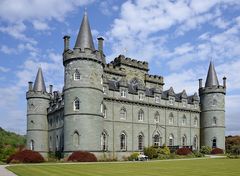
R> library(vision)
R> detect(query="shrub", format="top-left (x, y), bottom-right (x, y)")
top-left (200, 146), bottom-right (212, 154)
top-left (211, 148), bottom-right (224, 155)
top-left (230, 145), bottom-right (240, 155)
top-left (67, 151), bottom-right (97, 162)
top-left (176, 148), bottom-right (192, 155)
top-left (158, 146), bottom-right (170, 155)
top-left (128, 152), bottom-right (139, 161)
top-left (192, 150), bottom-right (205, 157)
top-left (6, 150), bottom-right (44, 163)
top-left (144, 146), bottom-right (158, 159)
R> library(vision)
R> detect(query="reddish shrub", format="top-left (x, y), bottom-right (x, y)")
top-left (6, 150), bottom-right (44, 164)
top-left (67, 151), bottom-right (97, 162)
top-left (211, 148), bottom-right (224, 154)
top-left (176, 148), bottom-right (192, 155)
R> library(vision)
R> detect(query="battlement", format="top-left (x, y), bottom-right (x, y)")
top-left (199, 85), bottom-right (226, 95)
top-left (104, 63), bottom-right (126, 76)
top-left (145, 74), bottom-right (164, 85)
top-left (111, 55), bottom-right (149, 71)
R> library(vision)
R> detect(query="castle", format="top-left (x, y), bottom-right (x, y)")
top-left (26, 12), bottom-right (226, 158)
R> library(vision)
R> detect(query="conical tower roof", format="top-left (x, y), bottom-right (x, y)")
top-left (205, 61), bottom-right (219, 87)
top-left (33, 67), bottom-right (46, 92)
top-left (74, 11), bottom-right (95, 50)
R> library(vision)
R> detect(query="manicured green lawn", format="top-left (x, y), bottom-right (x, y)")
top-left (7, 158), bottom-right (240, 176)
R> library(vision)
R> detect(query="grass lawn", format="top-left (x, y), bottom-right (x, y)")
top-left (7, 158), bottom-right (240, 176)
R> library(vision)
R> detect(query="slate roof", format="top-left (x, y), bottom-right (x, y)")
top-left (33, 67), bottom-right (46, 92)
top-left (205, 61), bottom-right (219, 87)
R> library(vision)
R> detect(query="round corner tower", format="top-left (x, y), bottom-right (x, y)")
top-left (26, 68), bottom-right (50, 157)
top-left (199, 61), bottom-right (226, 150)
top-left (63, 12), bottom-right (104, 154)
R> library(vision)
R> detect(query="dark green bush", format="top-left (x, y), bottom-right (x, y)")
top-left (193, 150), bottom-right (205, 157)
top-left (144, 146), bottom-right (158, 159)
top-left (200, 146), bottom-right (212, 154)
top-left (128, 152), bottom-right (139, 161)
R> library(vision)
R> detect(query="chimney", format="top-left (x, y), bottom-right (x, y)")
top-left (28, 81), bottom-right (33, 91)
top-left (63, 35), bottom-right (70, 51)
top-left (97, 37), bottom-right (104, 54)
top-left (223, 77), bottom-right (227, 88)
top-left (198, 79), bottom-right (203, 89)
top-left (49, 85), bottom-right (53, 94)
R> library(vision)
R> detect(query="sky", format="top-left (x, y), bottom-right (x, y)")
top-left (0, 0), bottom-right (239, 135)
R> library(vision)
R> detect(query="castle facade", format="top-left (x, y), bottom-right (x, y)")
top-left (26, 13), bottom-right (226, 158)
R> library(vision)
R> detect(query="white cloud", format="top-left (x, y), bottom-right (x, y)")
top-left (32, 20), bottom-right (50, 30)
top-left (0, 66), bottom-right (10, 72)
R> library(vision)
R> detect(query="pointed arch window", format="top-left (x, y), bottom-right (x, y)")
top-left (56, 135), bottom-right (59, 151)
top-left (194, 117), bottom-right (198, 127)
top-left (30, 140), bottom-right (34, 151)
top-left (169, 134), bottom-right (174, 146)
top-left (169, 113), bottom-right (174, 125)
top-left (73, 131), bottom-right (80, 147)
top-left (212, 137), bottom-right (217, 148)
top-left (138, 109), bottom-right (144, 121)
top-left (193, 136), bottom-right (198, 150)
top-left (182, 135), bottom-right (187, 146)
top-left (74, 69), bottom-right (80, 80)
top-left (138, 133), bottom-right (144, 150)
top-left (120, 107), bottom-right (127, 120)
top-left (153, 133), bottom-right (161, 147)
top-left (213, 117), bottom-right (217, 125)
top-left (49, 136), bottom-right (52, 150)
top-left (182, 115), bottom-right (187, 126)
top-left (73, 98), bottom-right (80, 111)
top-left (101, 131), bottom-right (108, 151)
top-left (101, 103), bottom-right (107, 118)
top-left (154, 112), bottom-right (160, 123)
top-left (120, 132), bottom-right (127, 150)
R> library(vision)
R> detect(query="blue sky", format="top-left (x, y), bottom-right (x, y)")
top-left (0, 0), bottom-right (239, 135)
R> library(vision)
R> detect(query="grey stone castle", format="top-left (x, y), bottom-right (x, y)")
top-left (26, 13), bottom-right (227, 158)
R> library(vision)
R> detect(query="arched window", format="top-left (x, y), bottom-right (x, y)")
top-left (49, 136), bottom-right (52, 150)
top-left (101, 131), bottom-right (108, 151)
top-left (194, 117), bottom-right (198, 127)
top-left (153, 134), bottom-right (160, 147)
top-left (74, 69), bottom-right (80, 80)
top-left (74, 98), bottom-right (80, 111)
top-left (193, 136), bottom-right (198, 150)
top-left (120, 107), bottom-right (127, 120)
top-left (212, 137), bottom-right (217, 148)
top-left (213, 117), bottom-right (217, 125)
top-left (73, 131), bottom-right (80, 147)
top-left (182, 135), bottom-right (187, 146)
top-left (169, 113), bottom-right (174, 125)
top-left (182, 115), bottom-right (187, 126)
top-left (56, 135), bottom-right (59, 151)
top-left (120, 132), bottom-right (127, 150)
top-left (154, 112), bottom-right (160, 123)
top-left (30, 140), bottom-right (34, 151)
top-left (138, 133), bottom-right (144, 150)
top-left (101, 103), bottom-right (107, 118)
top-left (169, 134), bottom-right (174, 146)
top-left (138, 109), bottom-right (144, 121)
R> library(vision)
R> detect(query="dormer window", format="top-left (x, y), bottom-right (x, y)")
top-left (169, 97), bottom-right (174, 105)
top-left (74, 69), bottom-right (80, 80)
top-left (155, 96), bottom-right (160, 103)
top-left (121, 89), bottom-right (126, 98)
top-left (139, 92), bottom-right (144, 100)
top-left (182, 99), bottom-right (187, 107)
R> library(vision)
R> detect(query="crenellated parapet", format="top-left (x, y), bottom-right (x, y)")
top-left (111, 55), bottom-right (149, 71)
top-left (104, 63), bottom-right (126, 76)
top-left (145, 74), bottom-right (164, 85)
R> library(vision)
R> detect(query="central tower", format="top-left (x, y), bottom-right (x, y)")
top-left (63, 12), bottom-right (104, 154)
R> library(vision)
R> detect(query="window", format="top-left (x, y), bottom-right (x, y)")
top-left (74, 98), bottom-right (80, 111)
top-left (193, 136), bottom-right (198, 150)
top-left (138, 109), bottom-right (144, 121)
top-left (101, 75), bottom-right (103, 84)
top-left (155, 96), bottom-right (160, 103)
top-left (194, 117), bottom-right (198, 127)
top-left (194, 103), bottom-right (198, 109)
top-left (153, 134), bottom-right (160, 147)
top-left (139, 92), bottom-right (144, 100)
top-left (103, 86), bottom-right (107, 94)
top-left (169, 134), bottom-right (174, 146)
top-left (182, 135), bottom-right (187, 146)
top-left (74, 69), bottom-right (80, 80)
top-left (182, 99), bottom-right (187, 107)
top-left (213, 117), bottom-right (217, 125)
top-left (49, 136), bottom-right (52, 150)
top-left (120, 132), bottom-right (127, 150)
top-left (30, 140), bottom-right (34, 151)
top-left (213, 99), bottom-right (217, 106)
top-left (182, 115), bottom-right (187, 126)
top-left (169, 97), bottom-right (174, 105)
top-left (138, 134), bottom-right (144, 150)
top-left (212, 138), bottom-right (217, 148)
top-left (101, 104), bottom-right (107, 118)
top-left (73, 131), bottom-right (80, 147)
top-left (101, 132), bottom-right (108, 151)
top-left (154, 112), bottom-right (160, 123)
top-left (56, 135), bottom-right (59, 151)
top-left (121, 89), bottom-right (126, 98)
top-left (169, 113), bottom-right (174, 125)
top-left (120, 108), bottom-right (127, 120)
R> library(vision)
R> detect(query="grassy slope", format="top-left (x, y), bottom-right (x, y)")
top-left (7, 159), bottom-right (240, 176)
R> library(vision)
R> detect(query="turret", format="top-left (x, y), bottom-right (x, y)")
top-left (62, 11), bottom-right (104, 155)
top-left (199, 61), bottom-right (226, 150)
top-left (26, 67), bottom-right (50, 157)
